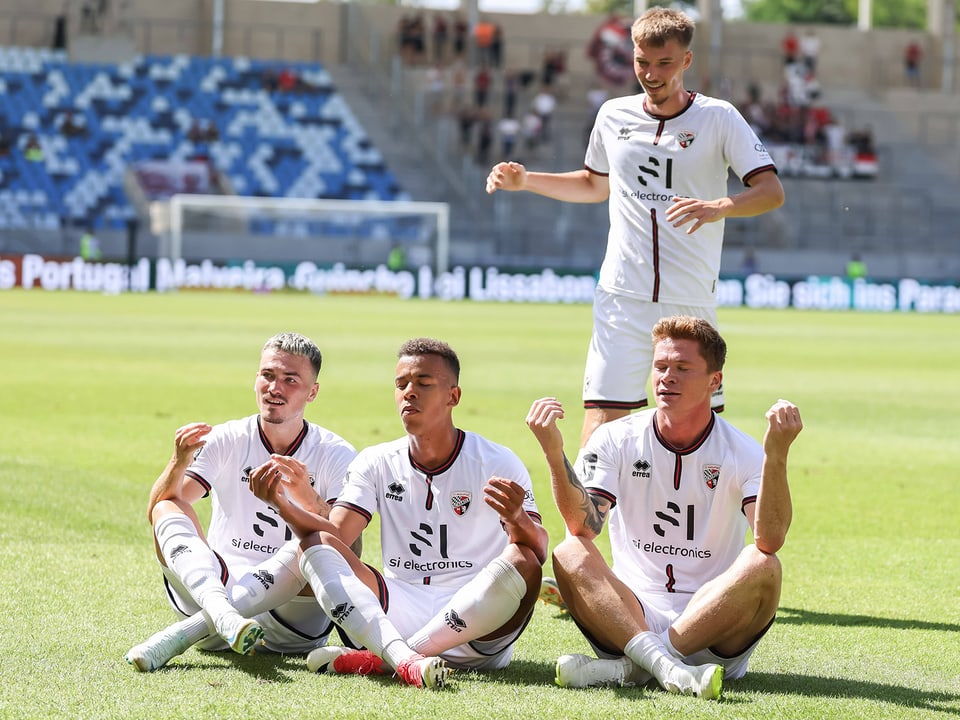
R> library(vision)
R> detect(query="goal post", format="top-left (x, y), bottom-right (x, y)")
top-left (163, 194), bottom-right (451, 275)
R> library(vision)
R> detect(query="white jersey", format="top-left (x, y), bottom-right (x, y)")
top-left (185, 414), bottom-right (356, 573)
top-left (585, 91), bottom-right (776, 305)
top-left (335, 429), bottom-right (541, 589)
top-left (582, 408), bottom-right (762, 600)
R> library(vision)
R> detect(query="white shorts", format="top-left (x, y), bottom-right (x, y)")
top-left (161, 565), bottom-right (334, 654)
top-left (379, 574), bottom-right (528, 671)
top-left (585, 590), bottom-right (762, 680)
top-left (582, 288), bottom-right (721, 409)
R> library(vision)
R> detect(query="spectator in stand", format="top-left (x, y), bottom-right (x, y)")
top-left (277, 68), bottom-right (299, 93)
top-left (23, 133), bottom-right (43, 162)
top-left (846, 253), bottom-right (867, 281)
top-left (585, 82), bottom-right (609, 145)
top-left (503, 70), bottom-right (520, 118)
top-left (800, 29), bottom-right (820, 74)
top-left (475, 109), bottom-right (493, 166)
top-left (490, 23), bottom-right (504, 69)
top-left (532, 86), bottom-right (557, 142)
top-left (450, 60), bottom-right (468, 111)
top-left (740, 83), bottom-right (770, 138)
top-left (474, 65), bottom-right (492, 108)
top-left (458, 106), bottom-right (476, 153)
top-left (781, 29), bottom-right (799, 67)
top-left (521, 110), bottom-right (542, 155)
top-left (783, 62), bottom-right (809, 108)
top-left (804, 70), bottom-right (821, 104)
top-left (822, 114), bottom-right (847, 173)
top-left (904, 40), bottom-right (923, 87)
top-left (432, 13), bottom-right (449, 64)
top-left (188, 119), bottom-right (219, 144)
top-left (497, 114), bottom-right (521, 160)
top-left (848, 125), bottom-right (875, 157)
top-left (542, 49), bottom-right (569, 99)
top-left (59, 111), bottom-right (88, 138)
top-left (398, 13), bottom-right (426, 65)
top-left (80, 226), bottom-right (101, 261)
top-left (848, 125), bottom-right (878, 178)
top-left (425, 62), bottom-right (448, 114)
top-left (474, 18), bottom-right (497, 67)
top-left (453, 14), bottom-right (468, 60)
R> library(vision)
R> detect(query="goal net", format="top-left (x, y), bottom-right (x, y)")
top-left (158, 194), bottom-right (451, 274)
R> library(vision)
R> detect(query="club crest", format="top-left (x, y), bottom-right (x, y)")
top-left (677, 130), bottom-right (696, 148)
top-left (451, 492), bottom-right (472, 516)
top-left (703, 464), bottom-right (720, 490)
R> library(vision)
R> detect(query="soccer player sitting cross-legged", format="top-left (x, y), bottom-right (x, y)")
top-left (125, 333), bottom-right (357, 672)
top-left (249, 337), bottom-right (548, 688)
top-left (526, 316), bottom-right (802, 700)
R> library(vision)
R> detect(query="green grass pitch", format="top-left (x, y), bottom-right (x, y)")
top-left (1, 289), bottom-right (958, 719)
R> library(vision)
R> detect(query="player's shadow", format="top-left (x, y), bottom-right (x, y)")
top-left (777, 606), bottom-right (960, 633)
top-left (152, 649), bottom-right (302, 683)
top-left (736, 672), bottom-right (960, 716)
top-left (489, 662), bottom-right (959, 715)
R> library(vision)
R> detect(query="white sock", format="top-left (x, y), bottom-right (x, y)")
top-left (408, 557), bottom-right (526, 656)
top-left (155, 513), bottom-right (235, 624)
top-left (624, 630), bottom-right (686, 691)
top-left (229, 540), bottom-right (305, 617)
top-left (658, 628), bottom-right (684, 660)
top-left (299, 543), bottom-right (413, 669)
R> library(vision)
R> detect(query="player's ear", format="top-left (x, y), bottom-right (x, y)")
top-left (307, 381), bottom-right (319, 403)
top-left (710, 370), bottom-right (722, 390)
top-left (683, 50), bottom-right (693, 70)
top-left (449, 385), bottom-right (461, 408)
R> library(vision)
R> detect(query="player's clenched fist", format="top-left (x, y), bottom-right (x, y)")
top-left (485, 161), bottom-right (527, 194)
top-left (526, 397), bottom-right (566, 456)
top-left (763, 399), bottom-right (803, 455)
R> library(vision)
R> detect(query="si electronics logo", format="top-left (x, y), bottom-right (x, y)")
top-left (677, 130), bottom-right (696, 148)
top-left (451, 492), bottom-right (471, 516)
top-left (703, 464), bottom-right (720, 490)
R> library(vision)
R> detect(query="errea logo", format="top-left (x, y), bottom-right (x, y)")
top-left (632, 459), bottom-right (651, 478)
top-left (386, 481), bottom-right (405, 502)
top-left (617, 126), bottom-right (634, 141)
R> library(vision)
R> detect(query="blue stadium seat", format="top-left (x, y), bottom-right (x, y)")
top-left (0, 47), bottom-right (403, 232)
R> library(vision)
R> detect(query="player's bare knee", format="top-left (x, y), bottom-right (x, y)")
top-left (149, 498), bottom-right (190, 526)
top-left (551, 536), bottom-right (594, 586)
top-left (502, 544), bottom-right (542, 587)
top-left (299, 531), bottom-right (327, 551)
top-left (741, 545), bottom-right (782, 589)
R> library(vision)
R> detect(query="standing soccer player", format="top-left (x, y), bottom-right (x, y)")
top-left (526, 316), bottom-right (802, 699)
top-left (485, 8), bottom-right (784, 457)
top-left (125, 333), bottom-right (357, 671)
top-left (249, 337), bottom-right (548, 688)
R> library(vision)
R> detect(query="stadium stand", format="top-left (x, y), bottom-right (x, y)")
top-left (0, 46), bottom-right (404, 233)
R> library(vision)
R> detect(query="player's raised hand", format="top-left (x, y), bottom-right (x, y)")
top-left (483, 477), bottom-right (527, 524)
top-left (265, 454), bottom-right (316, 507)
top-left (172, 422), bottom-right (211, 466)
top-left (247, 460), bottom-right (287, 507)
top-left (763, 399), bottom-right (803, 456)
top-left (485, 161), bottom-right (527, 194)
top-left (526, 397), bottom-right (566, 457)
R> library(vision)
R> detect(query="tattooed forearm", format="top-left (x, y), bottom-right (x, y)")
top-left (562, 456), bottom-right (607, 535)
